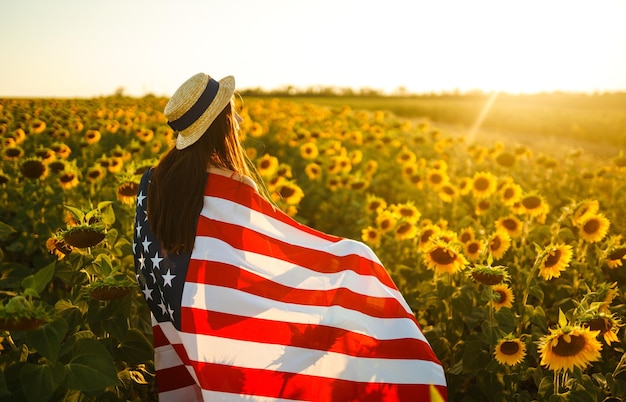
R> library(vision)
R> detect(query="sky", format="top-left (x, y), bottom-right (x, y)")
top-left (1, 0), bottom-right (625, 98)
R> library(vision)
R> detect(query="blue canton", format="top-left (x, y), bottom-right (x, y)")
top-left (133, 169), bottom-right (192, 330)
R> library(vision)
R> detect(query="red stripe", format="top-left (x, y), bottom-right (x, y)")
top-left (205, 173), bottom-right (340, 243)
top-left (155, 364), bottom-right (198, 392)
top-left (180, 307), bottom-right (440, 362)
top-left (175, 360), bottom-right (446, 401)
top-left (195, 216), bottom-right (396, 289)
top-left (186, 259), bottom-right (410, 320)
top-left (152, 322), bottom-right (169, 348)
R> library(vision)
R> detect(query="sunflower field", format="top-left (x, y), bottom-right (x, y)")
top-left (0, 95), bottom-right (625, 401)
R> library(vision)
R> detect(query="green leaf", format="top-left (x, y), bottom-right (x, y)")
top-left (94, 254), bottom-right (113, 276)
top-left (19, 362), bottom-right (65, 402)
top-left (115, 328), bottom-right (153, 364)
top-left (558, 308), bottom-right (567, 328)
top-left (64, 338), bottom-right (120, 392)
top-left (0, 221), bottom-right (17, 240)
top-left (24, 318), bottom-right (68, 362)
top-left (462, 340), bottom-right (491, 373)
top-left (98, 202), bottom-right (116, 226)
top-left (63, 205), bottom-right (85, 224)
top-left (21, 261), bottom-right (56, 295)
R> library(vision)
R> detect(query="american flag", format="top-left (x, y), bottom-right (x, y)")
top-left (134, 168), bottom-right (447, 401)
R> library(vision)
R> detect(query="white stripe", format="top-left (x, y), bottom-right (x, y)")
top-left (181, 283), bottom-right (428, 343)
top-left (154, 344), bottom-right (184, 370)
top-left (179, 332), bottom-right (447, 386)
top-left (202, 196), bottom-right (382, 263)
top-left (192, 235), bottom-right (404, 303)
top-left (202, 390), bottom-right (303, 402)
top-left (158, 384), bottom-right (202, 402)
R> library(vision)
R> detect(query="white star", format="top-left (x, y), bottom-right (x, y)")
top-left (137, 191), bottom-right (146, 207)
top-left (162, 269), bottom-right (176, 287)
top-left (142, 236), bottom-right (152, 253)
top-left (167, 304), bottom-right (175, 319)
top-left (157, 301), bottom-right (167, 315)
top-left (142, 283), bottom-right (153, 300)
top-left (135, 223), bottom-right (142, 237)
top-left (149, 270), bottom-right (156, 283)
top-left (138, 255), bottom-right (146, 270)
top-left (132, 241), bottom-right (136, 254)
top-left (151, 252), bottom-right (163, 269)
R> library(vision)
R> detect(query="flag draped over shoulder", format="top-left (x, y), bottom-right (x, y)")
top-left (133, 168), bottom-right (447, 401)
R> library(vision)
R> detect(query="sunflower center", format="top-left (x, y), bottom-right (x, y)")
top-left (502, 219), bottom-right (518, 231)
top-left (609, 248), bottom-right (626, 260)
top-left (368, 201), bottom-right (382, 212)
top-left (490, 237), bottom-right (502, 251)
top-left (259, 160), bottom-right (271, 169)
top-left (380, 219), bottom-right (391, 231)
top-left (503, 188), bottom-right (514, 199)
top-left (21, 160), bottom-right (46, 178)
top-left (467, 242), bottom-right (480, 254)
top-left (586, 318), bottom-right (611, 334)
top-left (396, 222), bottom-right (412, 235)
top-left (429, 247), bottom-right (456, 265)
top-left (430, 174), bottom-right (443, 184)
top-left (118, 182), bottom-right (139, 196)
top-left (583, 219), bottom-right (600, 234)
top-left (522, 196), bottom-right (541, 209)
top-left (6, 148), bottom-right (22, 157)
top-left (442, 186), bottom-right (455, 195)
top-left (500, 341), bottom-right (520, 355)
top-left (60, 173), bottom-right (75, 183)
top-left (544, 249), bottom-right (562, 268)
top-left (552, 334), bottom-right (586, 356)
top-left (279, 186), bottom-right (296, 199)
top-left (474, 177), bottom-right (490, 191)
top-left (420, 229), bottom-right (434, 244)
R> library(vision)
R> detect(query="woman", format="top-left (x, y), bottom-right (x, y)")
top-left (134, 72), bottom-right (447, 401)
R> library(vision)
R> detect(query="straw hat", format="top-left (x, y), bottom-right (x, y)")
top-left (164, 73), bottom-right (236, 150)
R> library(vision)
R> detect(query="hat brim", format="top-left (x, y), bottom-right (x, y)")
top-left (175, 75), bottom-right (236, 150)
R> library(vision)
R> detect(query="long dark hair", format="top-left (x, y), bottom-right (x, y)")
top-left (147, 102), bottom-right (256, 254)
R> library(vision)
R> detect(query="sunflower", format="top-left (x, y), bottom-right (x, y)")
top-left (304, 163), bottom-right (322, 181)
top-left (136, 128), bottom-right (154, 143)
top-left (577, 213), bottom-right (610, 243)
top-left (582, 313), bottom-right (622, 345)
top-left (85, 165), bottom-right (106, 182)
top-left (392, 202), bottom-right (421, 224)
top-left (20, 158), bottom-right (48, 180)
top-left (458, 177), bottom-right (473, 196)
top-left (408, 173), bottom-right (424, 189)
top-left (423, 240), bottom-right (468, 275)
top-left (50, 142), bottom-right (72, 159)
top-left (376, 210), bottom-right (398, 234)
top-left (273, 181), bottom-right (304, 205)
top-left (117, 180), bottom-right (140, 205)
top-left (418, 224), bottom-right (441, 252)
top-left (365, 159), bottom-right (378, 177)
top-left (276, 163), bottom-right (293, 179)
top-left (349, 149), bottom-right (363, 165)
top-left (494, 337), bottom-right (526, 366)
top-left (300, 142), bottom-right (319, 160)
top-left (459, 227), bottom-right (475, 244)
top-left (488, 230), bottom-right (511, 261)
top-left (425, 168), bottom-right (448, 189)
top-left (495, 151), bottom-right (517, 168)
top-left (2, 145), bottom-right (24, 161)
top-left (490, 284), bottom-right (514, 310)
top-left (46, 234), bottom-right (74, 260)
top-left (438, 183), bottom-right (458, 203)
top-left (62, 225), bottom-right (106, 248)
top-left (607, 246), bottom-right (626, 269)
top-left (326, 176), bottom-right (342, 192)
top-left (471, 171), bottom-right (497, 199)
top-left (519, 193), bottom-right (550, 220)
top-left (465, 239), bottom-right (484, 262)
top-left (496, 215), bottom-right (523, 238)
top-left (29, 118), bottom-right (46, 134)
top-left (85, 129), bottom-right (101, 145)
top-left (538, 244), bottom-right (574, 280)
top-left (257, 153), bottom-right (279, 178)
top-left (499, 182), bottom-right (523, 206)
top-left (248, 121), bottom-right (264, 138)
top-left (34, 147), bottom-right (55, 164)
top-left (470, 264), bottom-right (509, 286)
top-left (365, 195), bottom-right (387, 215)
top-left (361, 226), bottom-right (381, 248)
top-left (396, 148), bottom-right (416, 165)
top-left (475, 199), bottom-right (491, 216)
top-left (538, 325), bottom-right (602, 372)
top-left (331, 155), bottom-right (352, 174)
top-left (394, 221), bottom-right (418, 241)
top-left (59, 170), bottom-right (79, 190)
top-left (107, 157), bottom-right (124, 173)
top-left (571, 199), bottom-right (599, 227)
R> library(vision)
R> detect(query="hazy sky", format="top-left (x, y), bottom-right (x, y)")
top-left (1, 0), bottom-right (625, 98)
